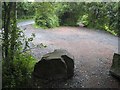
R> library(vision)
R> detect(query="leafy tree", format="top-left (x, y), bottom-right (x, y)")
top-left (2, 2), bottom-right (36, 88)
top-left (33, 2), bottom-right (119, 35)
top-left (17, 2), bottom-right (35, 20)
top-left (34, 2), bottom-right (60, 28)
top-left (77, 2), bottom-right (119, 36)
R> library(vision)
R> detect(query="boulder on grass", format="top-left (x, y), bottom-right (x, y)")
top-left (32, 49), bottom-right (74, 81)
top-left (109, 53), bottom-right (120, 79)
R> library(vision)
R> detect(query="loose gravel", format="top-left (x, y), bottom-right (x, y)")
top-left (21, 25), bottom-right (120, 88)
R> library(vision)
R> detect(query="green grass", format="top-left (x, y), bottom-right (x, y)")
top-left (32, 24), bottom-right (42, 29)
top-left (32, 23), bottom-right (50, 29)
top-left (104, 25), bottom-right (117, 36)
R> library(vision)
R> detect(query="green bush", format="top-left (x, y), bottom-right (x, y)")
top-left (35, 14), bottom-right (59, 29)
top-left (83, 2), bottom-right (119, 36)
top-left (2, 53), bottom-right (37, 88)
top-left (17, 2), bottom-right (35, 20)
top-left (26, 2), bottom-right (119, 36)
top-left (77, 14), bottom-right (89, 26)
top-left (34, 2), bottom-right (60, 29)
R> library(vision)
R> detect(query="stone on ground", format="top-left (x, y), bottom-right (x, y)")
top-left (109, 53), bottom-right (120, 79)
top-left (32, 49), bottom-right (74, 81)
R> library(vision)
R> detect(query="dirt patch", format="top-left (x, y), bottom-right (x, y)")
top-left (21, 25), bottom-right (120, 88)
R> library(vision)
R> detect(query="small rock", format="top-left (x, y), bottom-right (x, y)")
top-left (92, 72), bottom-right (96, 75)
top-left (110, 80), bottom-right (113, 82)
top-left (85, 75), bottom-right (89, 79)
top-left (65, 83), bottom-right (68, 85)
top-left (100, 61), bottom-right (103, 64)
top-left (81, 85), bottom-right (85, 88)
top-left (97, 82), bottom-right (100, 85)
top-left (81, 79), bottom-right (84, 82)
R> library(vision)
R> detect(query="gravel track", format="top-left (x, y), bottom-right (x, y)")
top-left (20, 24), bottom-right (120, 88)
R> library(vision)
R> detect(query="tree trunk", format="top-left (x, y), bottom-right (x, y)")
top-left (10, 2), bottom-right (16, 61)
top-left (4, 3), bottom-right (13, 61)
top-left (2, 2), bottom-right (18, 63)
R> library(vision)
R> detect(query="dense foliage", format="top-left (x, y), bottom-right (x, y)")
top-left (79, 2), bottom-right (119, 35)
top-left (34, 2), bottom-right (60, 28)
top-left (34, 2), bottom-right (119, 36)
top-left (17, 2), bottom-right (35, 20)
top-left (2, 2), bottom-right (36, 88)
top-left (59, 2), bottom-right (84, 26)
top-left (2, 53), bottom-right (36, 88)
top-left (16, 2), bottom-right (119, 35)
top-left (2, 2), bottom-right (119, 88)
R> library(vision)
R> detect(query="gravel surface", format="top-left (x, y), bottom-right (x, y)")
top-left (17, 20), bottom-right (35, 27)
top-left (20, 24), bottom-right (120, 88)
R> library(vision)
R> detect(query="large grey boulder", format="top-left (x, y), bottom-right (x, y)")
top-left (109, 53), bottom-right (120, 79)
top-left (33, 49), bottom-right (74, 81)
